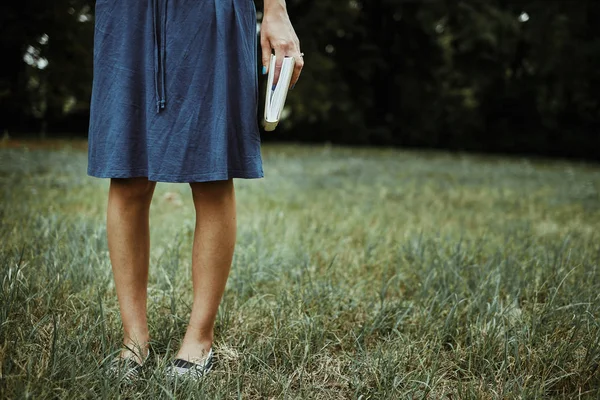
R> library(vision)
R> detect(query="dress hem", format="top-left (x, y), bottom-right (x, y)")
top-left (87, 168), bottom-right (264, 183)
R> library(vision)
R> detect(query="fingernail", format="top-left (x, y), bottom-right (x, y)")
top-left (262, 66), bottom-right (267, 75)
top-left (272, 84), bottom-right (276, 91)
top-left (291, 84), bottom-right (296, 90)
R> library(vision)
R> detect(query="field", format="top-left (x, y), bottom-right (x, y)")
top-left (1, 140), bottom-right (599, 399)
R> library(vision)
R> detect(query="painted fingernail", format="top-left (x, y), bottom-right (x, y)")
top-left (262, 66), bottom-right (267, 75)
top-left (272, 84), bottom-right (277, 91)
top-left (291, 84), bottom-right (296, 90)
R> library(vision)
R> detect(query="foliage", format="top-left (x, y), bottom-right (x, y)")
top-left (282, 0), bottom-right (600, 158)
top-left (1, 1), bottom-right (599, 159)
top-left (0, 0), bottom-right (94, 134)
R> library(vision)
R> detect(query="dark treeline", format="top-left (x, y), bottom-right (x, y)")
top-left (1, 0), bottom-right (599, 160)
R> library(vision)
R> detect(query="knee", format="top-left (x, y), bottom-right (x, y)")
top-left (110, 177), bottom-right (156, 202)
top-left (189, 179), bottom-right (234, 203)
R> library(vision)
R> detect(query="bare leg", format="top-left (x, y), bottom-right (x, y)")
top-left (107, 177), bottom-right (156, 365)
top-left (176, 178), bottom-right (237, 362)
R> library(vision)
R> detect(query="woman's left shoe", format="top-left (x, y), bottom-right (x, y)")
top-left (106, 347), bottom-right (150, 383)
top-left (165, 348), bottom-right (214, 380)
top-left (107, 356), bottom-right (144, 383)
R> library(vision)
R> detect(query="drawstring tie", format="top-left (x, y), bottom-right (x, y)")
top-left (152, 0), bottom-right (167, 113)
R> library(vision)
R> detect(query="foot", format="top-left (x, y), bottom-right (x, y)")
top-left (166, 347), bottom-right (214, 380)
top-left (107, 348), bottom-right (149, 383)
top-left (174, 339), bottom-right (212, 364)
top-left (108, 356), bottom-right (145, 383)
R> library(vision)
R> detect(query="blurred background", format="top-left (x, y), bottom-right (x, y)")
top-left (2, 3), bottom-right (600, 396)
top-left (1, 0), bottom-right (599, 160)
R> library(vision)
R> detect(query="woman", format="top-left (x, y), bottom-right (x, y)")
top-left (87, 0), bottom-right (303, 379)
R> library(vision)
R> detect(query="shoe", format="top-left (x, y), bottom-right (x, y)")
top-left (107, 347), bottom-right (150, 383)
top-left (165, 348), bottom-right (214, 380)
top-left (108, 356), bottom-right (143, 383)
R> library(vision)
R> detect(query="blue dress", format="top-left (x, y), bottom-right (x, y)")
top-left (87, 0), bottom-right (264, 183)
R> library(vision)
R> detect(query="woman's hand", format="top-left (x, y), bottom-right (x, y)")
top-left (261, 0), bottom-right (304, 88)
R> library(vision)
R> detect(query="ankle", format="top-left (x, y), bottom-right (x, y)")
top-left (182, 326), bottom-right (213, 348)
top-left (181, 336), bottom-right (212, 351)
top-left (121, 335), bottom-right (150, 364)
top-left (123, 330), bottom-right (149, 347)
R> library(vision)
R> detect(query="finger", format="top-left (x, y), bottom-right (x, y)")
top-left (290, 50), bottom-right (304, 89)
top-left (260, 34), bottom-right (271, 76)
top-left (272, 43), bottom-right (286, 86)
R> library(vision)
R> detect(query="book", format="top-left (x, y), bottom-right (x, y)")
top-left (263, 54), bottom-right (296, 131)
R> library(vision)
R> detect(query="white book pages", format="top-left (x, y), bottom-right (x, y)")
top-left (264, 55), bottom-right (295, 131)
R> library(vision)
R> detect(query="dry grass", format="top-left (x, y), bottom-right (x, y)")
top-left (1, 141), bottom-right (599, 398)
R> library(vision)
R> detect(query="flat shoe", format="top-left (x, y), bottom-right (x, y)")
top-left (165, 348), bottom-right (214, 380)
top-left (107, 348), bottom-right (150, 383)
top-left (108, 356), bottom-right (143, 383)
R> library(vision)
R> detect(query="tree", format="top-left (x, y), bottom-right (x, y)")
top-left (0, 0), bottom-right (94, 136)
top-left (1, 0), bottom-right (598, 159)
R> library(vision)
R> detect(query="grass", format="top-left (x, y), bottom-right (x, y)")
top-left (1, 139), bottom-right (599, 399)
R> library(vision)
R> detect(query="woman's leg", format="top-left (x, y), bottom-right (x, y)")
top-left (176, 178), bottom-right (237, 361)
top-left (107, 177), bottom-right (156, 365)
